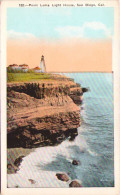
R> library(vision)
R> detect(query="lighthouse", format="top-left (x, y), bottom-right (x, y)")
top-left (40, 55), bottom-right (46, 73)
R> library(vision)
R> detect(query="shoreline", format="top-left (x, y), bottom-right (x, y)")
top-left (7, 73), bottom-right (114, 188)
top-left (7, 73), bottom-right (86, 175)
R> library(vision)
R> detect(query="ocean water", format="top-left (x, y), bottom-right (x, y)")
top-left (7, 73), bottom-right (114, 188)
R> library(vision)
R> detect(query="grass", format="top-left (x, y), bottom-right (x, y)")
top-left (7, 73), bottom-right (51, 83)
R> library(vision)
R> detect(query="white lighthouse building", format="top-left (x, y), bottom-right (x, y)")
top-left (40, 55), bottom-right (46, 73)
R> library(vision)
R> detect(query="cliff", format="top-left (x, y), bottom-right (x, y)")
top-left (7, 75), bottom-right (83, 148)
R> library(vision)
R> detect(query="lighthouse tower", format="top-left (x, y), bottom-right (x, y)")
top-left (40, 55), bottom-right (46, 73)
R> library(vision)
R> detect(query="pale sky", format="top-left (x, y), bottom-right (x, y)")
top-left (7, 7), bottom-right (114, 40)
top-left (7, 7), bottom-right (114, 72)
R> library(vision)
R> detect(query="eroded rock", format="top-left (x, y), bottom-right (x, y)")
top-left (56, 173), bottom-right (69, 182)
top-left (28, 179), bottom-right (36, 184)
top-left (69, 180), bottom-right (82, 187)
top-left (72, 160), bottom-right (80, 166)
top-left (7, 77), bottom-right (83, 148)
top-left (14, 156), bottom-right (25, 167)
top-left (7, 163), bottom-right (18, 174)
top-left (82, 87), bottom-right (89, 93)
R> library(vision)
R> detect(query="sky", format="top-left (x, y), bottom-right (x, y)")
top-left (7, 7), bottom-right (114, 72)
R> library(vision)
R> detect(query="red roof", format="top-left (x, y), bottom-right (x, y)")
top-left (9, 64), bottom-right (18, 67)
top-left (33, 66), bottom-right (41, 70)
top-left (22, 68), bottom-right (28, 69)
top-left (19, 64), bottom-right (29, 67)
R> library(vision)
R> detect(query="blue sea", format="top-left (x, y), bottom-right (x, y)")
top-left (8, 73), bottom-right (114, 188)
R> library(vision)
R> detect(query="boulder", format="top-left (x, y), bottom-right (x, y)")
top-left (69, 180), bottom-right (82, 187)
top-left (82, 87), bottom-right (89, 93)
top-left (72, 160), bottom-right (80, 166)
top-left (28, 179), bottom-right (36, 184)
top-left (7, 163), bottom-right (18, 174)
top-left (15, 185), bottom-right (19, 188)
top-left (56, 173), bottom-right (69, 182)
top-left (14, 156), bottom-right (25, 167)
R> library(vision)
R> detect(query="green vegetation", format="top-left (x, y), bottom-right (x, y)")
top-left (7, 73), bottom-right (51, 82)
top-left (7, 67), bottom-right (35, 73)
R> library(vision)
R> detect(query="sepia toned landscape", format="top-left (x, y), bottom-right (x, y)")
top-left (7, 38), bottom-right (112, 72)
top-left (7, 6), bottom-right (114, 188)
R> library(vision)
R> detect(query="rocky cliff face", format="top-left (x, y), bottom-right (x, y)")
top-left (7, 76), bottom-right (83, 148)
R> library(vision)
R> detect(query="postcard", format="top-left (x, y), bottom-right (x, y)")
top-left (0, 0), bottom-right (120, 195)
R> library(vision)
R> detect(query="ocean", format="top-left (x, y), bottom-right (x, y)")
top-left (7, 73), bottom-right (114, 188)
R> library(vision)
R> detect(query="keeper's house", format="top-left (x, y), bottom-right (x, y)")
top-left (33, 66), bottom-right (41, 73)
top-left (8, 64), bottom-right (29, 72)
top-left (9, 64), bottom-right (19, 70)
top-left (19, 64), bottom-right (29, 72)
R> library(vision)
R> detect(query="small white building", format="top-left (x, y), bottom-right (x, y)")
top-left (19, 64), bottom-right (29, 71)
top-left (33, 66), bottom-right (41, 73)
top-left (21, 68), bottom-right (28, 72)
top-left (40, 55), bottom-right (46, 73)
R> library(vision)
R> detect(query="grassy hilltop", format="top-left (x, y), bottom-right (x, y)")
top-left (7, 73), bottom-right (51, 83)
